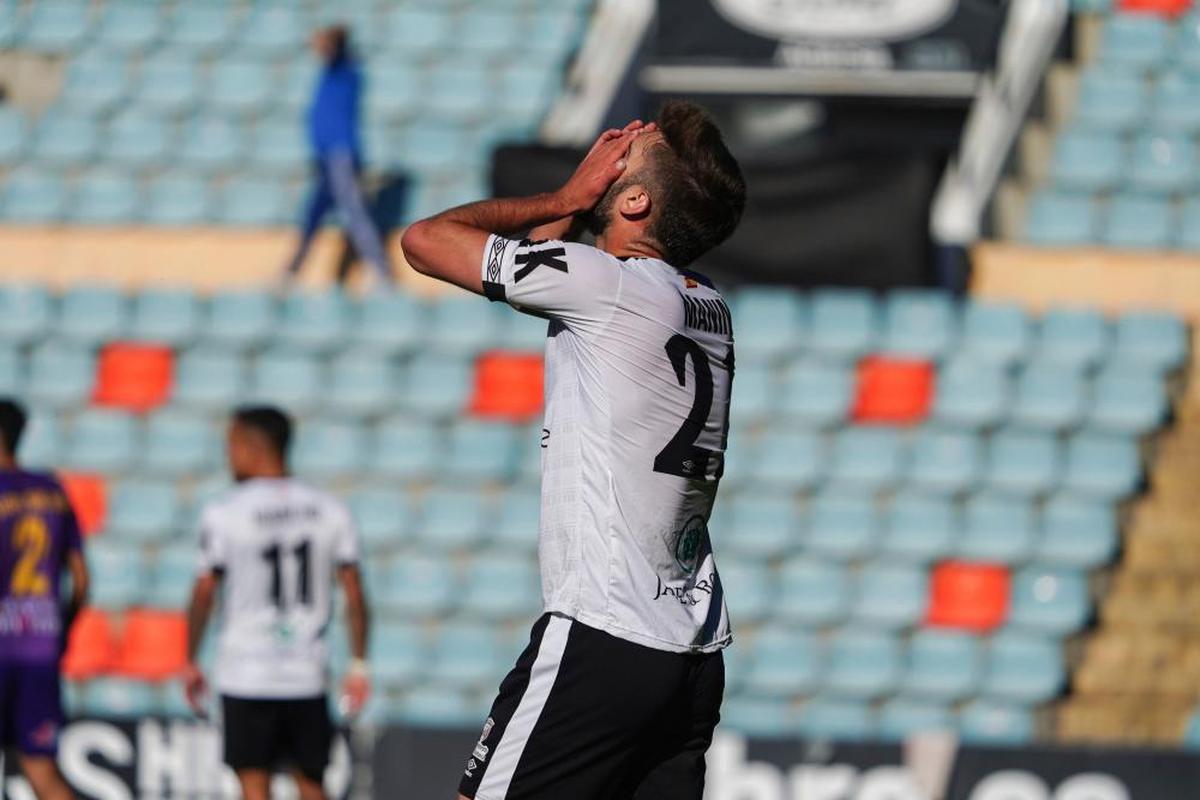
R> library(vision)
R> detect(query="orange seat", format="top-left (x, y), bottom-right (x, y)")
top-left (59, 472), bottom-right (107, 536)
top-left (926, 561), bottom-right (1011, 632)
top-left (1119, 0), bottom-right (1192, 16)
top-left (470, 352), bottom-right (544, 421)
top-left (92, 342), bottom-right (174, 412)
top-left (112, 609), bottom-right (187, 681)
top-left (61, 608), bottom-right (118, 680)
top-left (851, 356), bottom-right (934, 424)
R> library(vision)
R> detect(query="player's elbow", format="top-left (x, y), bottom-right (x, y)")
top-left (400, 220), bottom-right (437, 277)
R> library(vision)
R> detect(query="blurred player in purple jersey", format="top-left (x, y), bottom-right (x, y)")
top-left (0, 399), bottom-right (89, 800)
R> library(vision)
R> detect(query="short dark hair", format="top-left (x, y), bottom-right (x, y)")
top-left (327, 24), bottom-right (349, 61)
top-left (233, 405), bottom-right (292, 459)
top-left (0, 398), bottom-right (27, 456)
top-left (646, 101), bottom-right (746, 266)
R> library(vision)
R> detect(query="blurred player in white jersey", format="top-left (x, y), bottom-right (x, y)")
top-left (182, 406), bottom-right (370, 800)
top-left (402, 102), bottom-right (746, 799)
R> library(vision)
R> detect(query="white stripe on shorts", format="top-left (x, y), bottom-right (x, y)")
top-left (477, 614), bottom-right (572, 799)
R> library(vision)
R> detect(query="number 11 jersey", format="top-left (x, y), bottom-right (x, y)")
top-left (481, 236), bottom-right (734, 654)
top-left (197, 478), bottom-right (360, 698)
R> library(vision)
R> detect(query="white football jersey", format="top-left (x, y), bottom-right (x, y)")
top-left (197, 477), bottom-right (360, 698)
top-left (481, 235), bottom-right (733, 653)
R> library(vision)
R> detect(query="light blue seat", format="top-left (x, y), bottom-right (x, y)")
top-left (732, 288), bottom-right (805, 362)
top-left (378, 555), bottom-right (456, 617)
top-left (744, 430), bottom-right (824, 490)
top-left (59, 55), bottom-right (128, 114)
top-left (828, 427), bottom-right (903, 489)
top-left (88, 542), bottom-right (146, 608)
top-left (233, 4), bottom-right (307, 55)
top-left (1112, 310), bottom-right (1187, 373)
top-left (959, 492), bottom-right (1036, 564)
top-left (823, 630), bottom-right (901, 699)
top-left (72, 169), bottom-right (140, 224)
top-left (428, 294), bottom-right (506, 355)
top-left (908, 428), bottom-right (982, 494)
top-left (145, 546), bottom-right (195, 608)
top-left (959, 302), bottom-right (1031, 367)
top-left (2, 168), bottom-right (67, 222)
top-left (721, 491), bottom-right (799, 559)
top-left (93, 2), bottom-right (161, 50)
top-left (806, 490), bottom-right (880, 561)
top-left (363, 62), bottom-right (422, 122)
top-left (933, 358), bottom-right (1010, 430)
top-left (903, 630), bottom-right (982, 702)
top-left (293, 420), bottom-right (365, 479)
top-left (416, 488), bottom-right (488, 551)
top-left (386, 7), bottom-right (452, 55)
top-left (1038, 307), bottom-right (1111, 369)
top-left (79, 679), bottom-right (160, 718)
top-left (217, 178), bottom-right (292, 226)
top-left (881, 491), bottom-right (958, 563)
top-left (371, 622), bottom-right (426, 688)
top-left (207, 58), bottom-right (276, 115)
top-left (959, 699), bottom-right (1035, 745)
top-left (880, 290), bottom-right (957, 359)
top-left (205, 290), bottom-right (276, 349)
top-left (808, 289), bottom-right (878, 359)
top-left (796, 697), bottom-right (875, 740)
top-left (1152, 72), bottom-right (1200, 132)
top-left (1024, 191), bottom-right (1097, 246)
top-left (499, 310), bottom-right (549, 352)
top-left (495, 64), bottom-right (560, 123)
top-left (247, 350), bottom-right (323, 413)
top-left (1062, 432), bottom-right (1141, 499)
top-left (1099, 14), bottom-right (1173, 70)
top-left (171, 347), bottom-right (246, 410)
top-left (352, 291), bottom-right (425, 354)
top-left (428, 623), bottom-right (505, 689)
top-left (1089, 363), bottom-right (1168, 434)
top-left (743, 629), bottom-right (821, 696)
top-left (776, 557), bottom-right (850, 626)
top-left (442, 420), bottom-right (519, 483)
top-left (720, 697), bottom-right (796, 738)
top-left (0, 347), bottom-right (20, 396)
top-left (1103, 193), bottom-right (1174, 250)
top-left (879, 700), bottom-right (954, 741)
top-left (429, 65), bottom-right (495, 120)
top-left (459, 11), bottom-right (521, 54)
top-left (370, 417), bottom-right (440, 480)
top-left (984, 428), bottom-right (1061, 496)
top-left (1181, 197), bottom-right (1200, 250)
top-left (401, 354), bottom-right (473, 418)
top-left (179, 118), bottom-right (243, 170)
top-left (57, 284), bottom-right (127, 343)
top-left (1048, 129), bottom-right (1124, 192)
top-left (0, 284), bottom-right (53, 344)
top-left (1075, 68), bottom-right (1148, 130)
top-left (137, 55), bottom-right (201, 113)
top-left (491, 488), bottom-right (540, 551)
top-left (852, 563), bottom-right (928, 629)
top-left (163, 5), bottom-right (231, 52)
top-left (31, 113), bottom-right (99, 168)
top-left (277, 60), bottom-right (321, 114)
top-left (1127, 132), bottom-right (1196, 194)
top-left (275, 292), bottom-right (349, 353)
top-left (717, 559), bottom-right (774, 624)
top-left (721, 432), bottom-right (756, 489)
top-left (251, 121), bottom-right (307, 176)
top-left (17, 413), bottom-right (63, 469)
top-left (326, 355), bottom-right (397, 417)
top-left (144, 173), bottom-right (211, 225)
top-left (1038, 494), bottom-right (1118, 568)
top-left (348, 487), bottom-right (411, 551)
top-left (398, 686), bottom-right (484, 728)
top-left (26, 343), bottom-right (94, 409)
top-left (0, 108), bottom-right (28, 165)
top-left (128, 288), bottom-right (200, 346)
top-left (1008, 566), bottom-right (1090, 635)
top-left (1011, 363), bottom-right (1087, 431)
top-left (67, 409), bottom-right (138, 473)
top-left (21, 1), bottom-right (93, 53)
top-left (981, 632), bottom-right (1065, 703)
top-left (401, 121), bottom-right (468, 172)
top-left (142, 411), bottom-right (214, 476)
top-left (730, 362), bottom-right (775, 425)
top-left (106, 480), bottom-right (180, 543)
top-left (460, 553), bottom-right (541, 621)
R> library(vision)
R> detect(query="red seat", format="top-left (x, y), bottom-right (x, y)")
top-left (852, 356), bottom-right (934, 424)
top-left (1119, 0), bottom-right (1192, 17)
top-left (470, 352), bottom-right (544, 421)
top-left (59, 473), bottom-right (107, 536)
top-left (61, 608), bottom-right (118, 680)
top-left (926, 561), bottom-right (1011, 632)
top-left (112, 609), bottom-right (188, 680)
top-left (92, 342), bottom-right (174, 412)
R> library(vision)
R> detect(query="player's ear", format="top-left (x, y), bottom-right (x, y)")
top-left (619, 185), bottom-right (651, 221)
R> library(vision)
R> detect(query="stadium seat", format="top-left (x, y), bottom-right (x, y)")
top-left (106, 480), bottom-right (180, 543)
top-left (499, 311), bottom-right (550, 353)
top-left (401, 354), bottom-right (473, 418)
top-left (427, 623), bottom-right (505, 689)
top-left (776, 557), bottom-right (850, 626)
top-left (441, 420), bottom-right (519, 483)
top-left (828, 427), bottom-right (903, 489)
top-left (78, 678), bottom-right (161, 719)
top-left (145, 546), bottom-right (197, 608)
top-left (932, 358), bottom-right (1009, 430)
top-left (1099, 13), bottom-right (1173, 70)
top-left (87, 541), bottom-right (144, 608)
top-left (326, 355), bottom-right (398, 417)
top-left (92, 1), bottom-right (161, 50)
top-left (721, 491), bottom-right (800, 559)
top-left (824, 630), bottom-right (902, 699)
top-left (144, 173), bottom-right (212, 225)
top-left (469, 352), bottom-right (544, 421)
top-left (428, 294), bottom-right (507, 355)
top-left (136, 54), bottom-right (201, 113)
top-left (204, 290), bottom-right (276, 349)
top-left (984, 428), bottom-right (1061, 496)
top-left (369, 417), bottom-right (441, 480)
top-left (66, 410), bottom-right (138, 473)
top-left (491, 487), bottom-right (540, 551)
top-left (143, 411), bottom-right (214, 478)
top-left (808, 289), bottom-right (879, 359)
top-left (959, 493), bottom-right (1036, 564)
top-left (806, 490), bottom-right (881, 561)
top-left (1011, 363), bottom-right (1087, 431)
top-left (171, 347), bottom-right (247, 410)
top-left (56, 285), bottom-right (128, 344)
top-left (398, 687), bottom-right (485, 728)
top-left (927, 561), bottom-right (1011, 632)
top-left (60, 472), bottom-right (107, 536)
top-left (958, 699), bottom-right (1035, 745)
top-left (21, 1), bottom-right (93, 53)
top-left (743, 430), bottom-right (824, 490)
top-left (879, 290), bottom-right (957, 359)
top-left (1112, 310), bottom-right (1187, 373)
top-left (247, 350), bottom-right (323, 413)
top-left (0, 347), bottom-right (20, 396)
top-left (958, 302), bottom-right (1032, 367)
top-left (162, 4), bottom-right (231, 52)
top-left (1089, 363), bottom-right (1168, 433)
top-left (732, 287), bottom-right (805, 362)
top-left (128, 289), bottom-right (201, 346)
top-left (981, 632), bottom-right (1065, 703)
top-left (1038, 307), bottom-right (1111, 368)
top-left (851, 356), bottom-right (934, 425)
top-left (207, 58), bottom-right (276, 115)
top-left (365, 63), bottom-right (422, 122)
top-left (104, 110), bottom-right (173, 170)
top-left (460, 553), bottom-right (541, 621)
top-left (26, 343), bottom-right (94, 409)
top-left (1024, 191), bottom-right (1097, 246)
top-left (62, 608), bottom-right (117, 680)
top-left (495, 63), bottom-right (561, 123)
top-left (250, 120), bottom-right (307, 176)
top-left (903, 629), bottom-right (983, 702)
top-left (1, 167), bottom-right (67, 223)
top-left (720, 697), bottom-right (796, 737)
top-left (459, 10), bottom-right (522, 55)
top-left (93, 342), bottom-right (173, 412)
top-left (728, 362), bottom-right (775, 426)
top-left (114, 610), bottom-right (188, 681)
top-left (908, 428), bottom-right (982, 494)
top-left (1103, 193), bottom-right (1174, 250)
top-left (743, 629), bottom-right (821, 696)
top-left (1152, 71), bottom-right (1200, 132)
top-left (1038, 495), bottom-right (1118, 568)
top-left (0, 283), bottom-right (52, 344)
top-left (1062, 432), bottom-right (1141, 498)
top-left (348, 487), bottom-right (411, 552)
top-left (275, 291), bottom-right (349, 353)
top-left (370, 622), bottom-right (426, 688)
top-left (376, 555), bottom-right (456, 617)
top-left (415, 488), bottom-right (488, 551)
top-left (1181, 197), bottom-right (1200, 250)
top-left (293, 420), bottom-right (366, 480)
top-left (217, 178), bottom-right (293, 226)
top-left (352, 291), bottom-right (425, 354)
top-left (881, 491), bottom-right (957, 563)
top-left (233, 4), bottom-right (307, 55)
top-left (429, 65), bottom-right (495, 121)
top-left (58, 55), bottom-right (128, 114)
top-left (71, 168), bottom-right (140, 224)
top-left (0, 107), bottom-right (25, 166)
top-left (718, 559), bottom-right (775, 624)
top-left (853, 563), bottom-right (928, 629)
top-left (1008, 566), bottom-right (1090, 635)
top-left (385, 7), bottom-right (453, 55)
top-left (797, 698), bottom-right (877, 740)
top-left (878, 699), bottom-right (955, 741)
top-left (401, 121), bottom-right (469, 173)
top-left (1127, 131), bottom-right (1196, 193)
top-left (779, 357), bottom-right (870, 424)
top-left (179, 118), bottom-right (244, 170)
top-left (1048, 129), bottom-right (1125, 191)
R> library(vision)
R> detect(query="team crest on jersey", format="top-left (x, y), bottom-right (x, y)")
top-left (672, 515), bottom-right (709, 572)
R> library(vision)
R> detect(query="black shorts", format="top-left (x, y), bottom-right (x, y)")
top-left (221, 695), bottom-right (333, 782)
top-left (459, 613), bottom-right (725, 800)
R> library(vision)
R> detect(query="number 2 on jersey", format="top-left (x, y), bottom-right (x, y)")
top-left (653, 334), bottom-right (731, 480)
top-left (261, 539), bottom-right (312, 610)
top-left (9, 515), bottom-right (50, 596)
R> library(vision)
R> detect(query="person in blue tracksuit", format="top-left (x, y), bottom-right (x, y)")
top-left (282, 26), bottom-right (393, 286)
